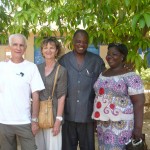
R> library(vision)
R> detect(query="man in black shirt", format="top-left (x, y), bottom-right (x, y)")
top-left (59, 29), bottom-right (105, 150)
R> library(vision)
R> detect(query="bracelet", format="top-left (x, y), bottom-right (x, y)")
top-left (56, 116), bottom-right (63, 121)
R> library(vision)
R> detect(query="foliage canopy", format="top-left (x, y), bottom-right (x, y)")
top-left (0, 0), bottom-right (150, 71)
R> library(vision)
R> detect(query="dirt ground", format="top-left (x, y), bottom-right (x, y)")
top-left (143, 119), bottom-right (150, 149)
top-left (18, 114), bottom-right (150, 150)
top-left (143, 96), bottom-right (150, 149)
top-left (17, 119), bottom-right (150, 150)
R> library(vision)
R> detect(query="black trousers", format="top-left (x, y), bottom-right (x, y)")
top-left (62, 120), bottom-right (95, 150)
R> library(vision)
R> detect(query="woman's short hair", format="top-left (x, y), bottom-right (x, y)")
top-left (108, 43), bottom-right (128, 61)
top-left (41, 37), bottom-right (62, 58)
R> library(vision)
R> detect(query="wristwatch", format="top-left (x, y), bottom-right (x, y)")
top-left (56, 116), bottom-right (63, 121)
top-left (31, 117), bottom-right (38, 123)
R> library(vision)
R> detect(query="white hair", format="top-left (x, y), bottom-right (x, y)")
top-left (9, 33), bottom-right (27, 47)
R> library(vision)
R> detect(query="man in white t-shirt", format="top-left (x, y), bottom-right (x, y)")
top-left (0, 34), bottom-right (45, 150)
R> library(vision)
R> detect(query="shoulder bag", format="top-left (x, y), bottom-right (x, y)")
top-left (38, 65), bottom-right (60, 129)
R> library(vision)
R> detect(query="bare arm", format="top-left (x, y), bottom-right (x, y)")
top-left (52, 95), bottom-right (66, 136)
top-left (56, 95), bottom-right (66, 117)
top-left (130, 93), bottom-right (145, 140)
top-left (31, 91), bottom-right (40, 136)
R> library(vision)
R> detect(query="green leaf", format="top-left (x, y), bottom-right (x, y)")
top-left (89, 36), bottom-right (93, 44)
top-left (31, 13), bottom-right (36, 23)
top-left (130, 54), bottom-right (135, 63)
top-left (135, 55), bottom-right (142, 72)
top-left (26, 0), bottom-right (31, 5)
top-left (131, 14), bottom-right (140, 31)
top-left (139, 17), bottom-right (145, 29)
top-left (34, 17), bottom-right (38, 25)
top-left (20, 0), bottom-right (25, 7)
top-left (125, 0), bottom-right (130, 7)
top-left (143, 13), bottom-right (150, 27)
top-left (24, 12), bottom-right (28, 21)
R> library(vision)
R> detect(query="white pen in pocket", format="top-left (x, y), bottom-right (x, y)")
top-left (86, 69), bottom-right (90, 75)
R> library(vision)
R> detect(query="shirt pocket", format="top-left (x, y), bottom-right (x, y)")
top-left (82, 69), bottom-right (98, 88)
top-left (84, 68), bottom-right (96, 78)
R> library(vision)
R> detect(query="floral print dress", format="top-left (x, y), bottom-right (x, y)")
top-left (92, 72), bottom-right (144, 150)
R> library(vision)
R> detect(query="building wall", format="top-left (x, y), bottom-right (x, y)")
top-left (100, 45), bottom-right (108, 67)
top-left (25, 33), bottom-right (34, 62)
top-left (0, 46), bottom-right (7, 61)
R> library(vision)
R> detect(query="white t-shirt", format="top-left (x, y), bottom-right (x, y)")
top-left (0, 60), bottom-right (45, 125)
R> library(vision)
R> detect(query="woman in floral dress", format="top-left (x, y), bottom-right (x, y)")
top-left (92, 43), bottom-right (145, 150)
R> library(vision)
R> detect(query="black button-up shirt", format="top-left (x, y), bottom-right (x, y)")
top-left (59, 51), bottom-right (105, 122)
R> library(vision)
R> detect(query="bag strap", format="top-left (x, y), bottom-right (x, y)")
top-left (51, 64), bottom-right (60, 97)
